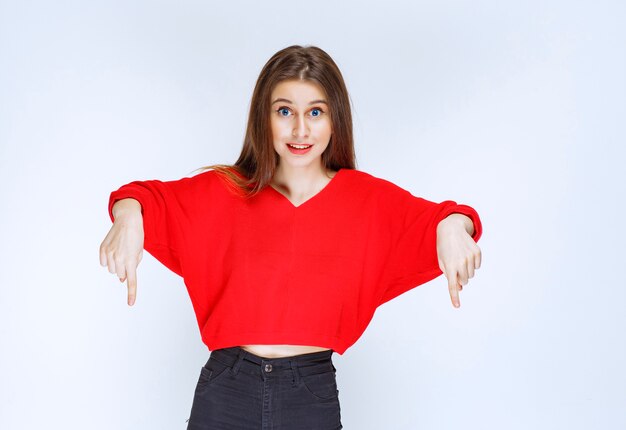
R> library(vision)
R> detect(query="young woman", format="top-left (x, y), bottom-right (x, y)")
top-left (100, 45), bottom-right (483, 430)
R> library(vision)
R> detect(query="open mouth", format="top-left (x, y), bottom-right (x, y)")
top-left (286, 143), bottom-right (313, 154)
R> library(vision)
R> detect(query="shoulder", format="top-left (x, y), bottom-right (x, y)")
top-left (190, 167), bottom-right (253, 202)
top-left (164, 168), bottom-right (239, 201)
top-left (185, 167), bottom-right (239, 186)
top-left (341, 168), bottom-right (410, 197)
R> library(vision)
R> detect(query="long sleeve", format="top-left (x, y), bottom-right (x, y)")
top-left (378, 186), bottom-right (483, 306)
top-left (108, 176), bottom-right (197, 277)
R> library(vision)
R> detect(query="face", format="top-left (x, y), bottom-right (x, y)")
top-left (270, 79), bottom-right (332, 171)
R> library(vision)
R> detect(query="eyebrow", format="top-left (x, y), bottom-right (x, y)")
top-left (271, 98), bottom-right (328, 105)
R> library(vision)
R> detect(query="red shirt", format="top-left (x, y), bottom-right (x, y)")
top-left (108, 168), bottom-right (483, 355)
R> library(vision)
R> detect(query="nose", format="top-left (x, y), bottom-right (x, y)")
top-left (292, 114), bottom-right (310, 139)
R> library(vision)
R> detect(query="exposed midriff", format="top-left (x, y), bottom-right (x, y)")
top-left (239, 344), bottom-right (332, 358)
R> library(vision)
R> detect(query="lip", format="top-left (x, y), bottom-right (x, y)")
top-left (286, 143), bottom-right (313, 155)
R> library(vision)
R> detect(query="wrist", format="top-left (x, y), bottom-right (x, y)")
top-left (437, 213), bottom-right (474, 236)
top-left (112, 198), bottom-right (142, 221)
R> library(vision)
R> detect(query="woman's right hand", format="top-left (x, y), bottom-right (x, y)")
top-left (99, 198), bottom-right (144, 306)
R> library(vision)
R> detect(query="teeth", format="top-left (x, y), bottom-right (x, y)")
top-left (288, 144), bottom-right (311, 149)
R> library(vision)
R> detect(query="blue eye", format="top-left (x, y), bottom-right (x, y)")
top-left (275, 106), bottom-right (324, 118)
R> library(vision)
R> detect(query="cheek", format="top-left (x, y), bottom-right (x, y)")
top-left (317, 120), bottom-right (333, 139)
top-left (269, 121), bottom-right (280, 141)
top-left (311, 117), bottom-right (330, 130)
top-left (271, 119), bottom-right (288, 139)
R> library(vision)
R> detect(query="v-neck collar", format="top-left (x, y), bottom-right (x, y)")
top-left (266, 168), bottom-right (346, 209)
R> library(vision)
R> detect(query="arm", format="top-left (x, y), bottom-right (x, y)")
top-left (107, 178), bottom-right (192, 277)
top-left (378, 184), bottom-right (483, 307)
top-left (101, 175), bottom-right (197, 306)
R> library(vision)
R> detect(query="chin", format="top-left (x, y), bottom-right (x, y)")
top-left (279, 154), bottom-right (324, 167)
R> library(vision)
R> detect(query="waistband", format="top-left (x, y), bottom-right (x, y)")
top-left (208, 346), bottom-right (335, 378)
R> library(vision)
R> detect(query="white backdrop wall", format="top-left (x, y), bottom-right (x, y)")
top-left (1, 1), bottom-right (624, 429)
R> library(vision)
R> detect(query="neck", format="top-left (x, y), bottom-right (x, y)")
top-left (271, 162), bottom-right (332, 196)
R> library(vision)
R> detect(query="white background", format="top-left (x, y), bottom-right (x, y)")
top-left (1, 1), bottom-right (624, 429)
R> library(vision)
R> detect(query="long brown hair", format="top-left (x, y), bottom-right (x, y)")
top-left (193, 45), bottom-right (356, 198)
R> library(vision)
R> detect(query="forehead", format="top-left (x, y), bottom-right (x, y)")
top-left (271, 79), bottom-right (327, 102)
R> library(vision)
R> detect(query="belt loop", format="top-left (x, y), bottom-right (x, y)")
top-left (232, 348), bottom-right (246, 375)
top-left (290, 359), bottom-right (301, 387)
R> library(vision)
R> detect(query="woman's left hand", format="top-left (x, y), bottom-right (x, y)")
top-left (436, 214), bottom-right (482, 308)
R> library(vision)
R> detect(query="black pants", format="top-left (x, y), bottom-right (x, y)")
top-left (186, 346), bottom-right (343, 429)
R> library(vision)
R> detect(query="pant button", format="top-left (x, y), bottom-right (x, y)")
top-left (264, 364), bottom-right (273, 372)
